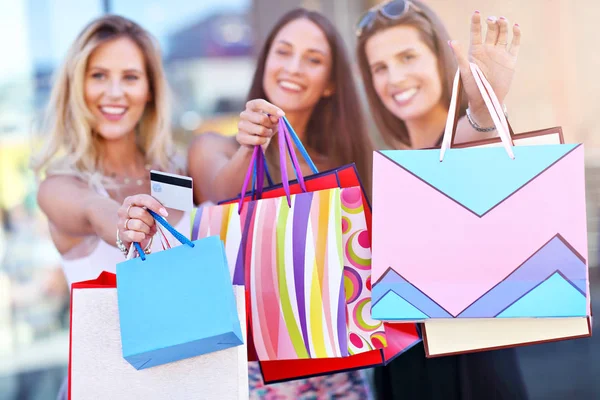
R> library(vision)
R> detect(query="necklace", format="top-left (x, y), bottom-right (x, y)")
top-left (104, 164), bottom-right (152, 186)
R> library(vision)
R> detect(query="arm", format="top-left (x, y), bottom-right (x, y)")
top-left (188, 133), bottom-right (252, 203)
top-left (450, 12), bottom-right (521, 144)
top-left (38, 176), bottom-right (122, 246)
top-left (38, 175), bottom-right (168, 249)
top-left (453, 115), bottom-right (496, 144)
top-left (188, 99), bottom-right (284, 203)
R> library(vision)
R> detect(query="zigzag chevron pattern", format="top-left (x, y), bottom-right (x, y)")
top-left (496, 272), bottom-right (587, 318)
top-left (371, 145), bottom-right (588, 316)
top-left (379, 144), bottom-right (579, 216)
top-left (371, 235), bottom-right (587, 320)
top-left (371, 269), bottom-right (452, 318)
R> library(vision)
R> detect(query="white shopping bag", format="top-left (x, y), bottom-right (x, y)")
top-left (69, 273), bottom-right (248, 400)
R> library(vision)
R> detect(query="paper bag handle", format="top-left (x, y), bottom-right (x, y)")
top-left (251, 149), bottom-right (274, 196)
top-left (278, 117), bottom-right (309, 207)
top-left (250, 143), bottom-right (275, 200)
top-left (282, 117), bottom-right (319, 174)
top-left (238, 116), bottom-right (320, 212)
top-left (440, 63), bottom-right (514, 161)
top-left (132, 209), bottom-right (195, 260)
top-left (239, 146), bottom-right (265, 212)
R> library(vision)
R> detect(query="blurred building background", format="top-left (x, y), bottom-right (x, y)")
top-left (0, 0), bottom-right (599, 398)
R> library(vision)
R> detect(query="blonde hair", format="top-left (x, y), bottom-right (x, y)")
top-left (31, 15), bottom-right (177, 187)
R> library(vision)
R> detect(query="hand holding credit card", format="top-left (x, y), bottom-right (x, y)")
top-left (150, 170), bottom-right (193, 211)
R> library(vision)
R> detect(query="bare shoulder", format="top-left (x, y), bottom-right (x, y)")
top-left (37, 175), bottom-right (97, 254)
top-left (37, 174), bottom-right (96, 221)
top-left (38, 175), bottom-right (90, 209)
top-left (188, 132), bottom-right (238, 159)
top-left (39, 174), bottom-right (89, 188)
top-left (187, 132), bottom-right (240, 204)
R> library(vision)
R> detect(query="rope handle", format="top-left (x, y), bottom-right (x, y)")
top-left (132, 209), bottom-right (194, 261)
top-left (237, 116), bottom-right (321, 212)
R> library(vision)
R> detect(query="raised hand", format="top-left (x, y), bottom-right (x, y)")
top-left (449, 12), bottom-right (521, 124)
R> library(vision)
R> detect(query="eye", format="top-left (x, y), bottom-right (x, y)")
top-left (91, 72), bottom-right (105, 80)
top-left (372, 64), bottom-right (387, 75)
top-left (275, 48), bottom-right (291, 56)
top-left (402, 53), bottom-right (416, 63)
top-left (308, 57), bottom-right (322, 65)
top-left (124, 74), bottom-right (139, 81)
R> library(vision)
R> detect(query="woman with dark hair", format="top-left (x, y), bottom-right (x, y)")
top-left (355, 1), bottom-right (528, 399)
top-left (188, 8), bottom-right (374, 203)
top-left (188, 8), bottom-right (374, 399)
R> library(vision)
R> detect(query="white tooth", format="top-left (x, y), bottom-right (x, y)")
top-left (393, 88), bottom-right (418, 102)
top-left (101, 106), bottom-right (127, 115)
top-left (279, 81), bottom-right (302, 91)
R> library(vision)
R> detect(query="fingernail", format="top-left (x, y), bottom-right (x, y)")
top-left (160, 208), bottom-right (168, 217)
top-left (474, 10), bottom-right (480, 14)
top-left (277, 110), bottom-right (285, 117)
top-left (499, 16), bottom-right (506, 20)
top-left (488, 16), bottom-right (497, 22)
top-left (515, 23), bottom-right (519, 27)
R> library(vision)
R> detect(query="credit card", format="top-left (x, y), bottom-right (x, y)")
top-left (150, 170), bottom-right (193, 211)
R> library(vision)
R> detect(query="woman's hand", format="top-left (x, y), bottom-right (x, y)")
top-left (450, 12), bottom-right (521, 126)
top-left (117, 194), bottom-right (168, 247)
top-left (237, 99), bottom-right (285, 150)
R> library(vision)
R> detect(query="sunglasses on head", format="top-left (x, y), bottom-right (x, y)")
top-left (356, 0), bottom-right (419, 37)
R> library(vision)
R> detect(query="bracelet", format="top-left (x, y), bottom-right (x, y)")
top-left (143, 236), bottom-right (153, 255)
top-left (116, 229), bottom-right (153, 258)
top-left (466, 105), bottom-right (508, 133)
top-left (116, 229), bottom-right (128, 256)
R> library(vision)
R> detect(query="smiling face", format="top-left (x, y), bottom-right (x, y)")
top-left (365, 25), bottom-right (444, 123)
top-left (84, 36), bottom-right (151, 141)
top-left (262, 18), bottom-right (334, 114)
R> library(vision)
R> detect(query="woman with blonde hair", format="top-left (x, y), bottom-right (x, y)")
top-left (33, 15), bottom-right (188, 399)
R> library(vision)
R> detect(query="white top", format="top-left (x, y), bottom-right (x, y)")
top-left (59, 185), bottom-right (192, 287)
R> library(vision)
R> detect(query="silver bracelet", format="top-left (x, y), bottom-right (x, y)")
top-left (116, 228), bottom-right (154, 259)
top-left (116, 229), bottom-right (129, 256)
top-left (466, 105), bottom-right (508, 133)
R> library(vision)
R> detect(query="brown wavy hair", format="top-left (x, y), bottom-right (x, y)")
top-left (246, 8), bottom-right (374, 192)
top-left (356, 0), bottom-right (466, 148)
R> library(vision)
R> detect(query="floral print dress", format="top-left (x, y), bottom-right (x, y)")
top-left (248, 362), bottom-right (373, 400)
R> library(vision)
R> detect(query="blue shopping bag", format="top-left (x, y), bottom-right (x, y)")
top-left (116, 210), bottom-right (243, 370)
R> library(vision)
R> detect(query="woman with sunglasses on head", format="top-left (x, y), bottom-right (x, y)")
top-left (188, 8), bottom-right (375, 399)
top-left (355, 1), bottom-right (528, 399)
top-left (357, 0), bottom-right (520, 148)
top-left (33, 16), bottom-right (189, 400)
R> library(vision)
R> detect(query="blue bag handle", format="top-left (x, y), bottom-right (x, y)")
top-left (283, 116), bottom-right (319, 174)
top-left (238, 116), bottom-right (319, 212)
top-left (133, 209), bottom-right (194, 261)
top-left (256, 115), bottom-right (319, 193)
top-left (250, 116), bottom-right (318, 191)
